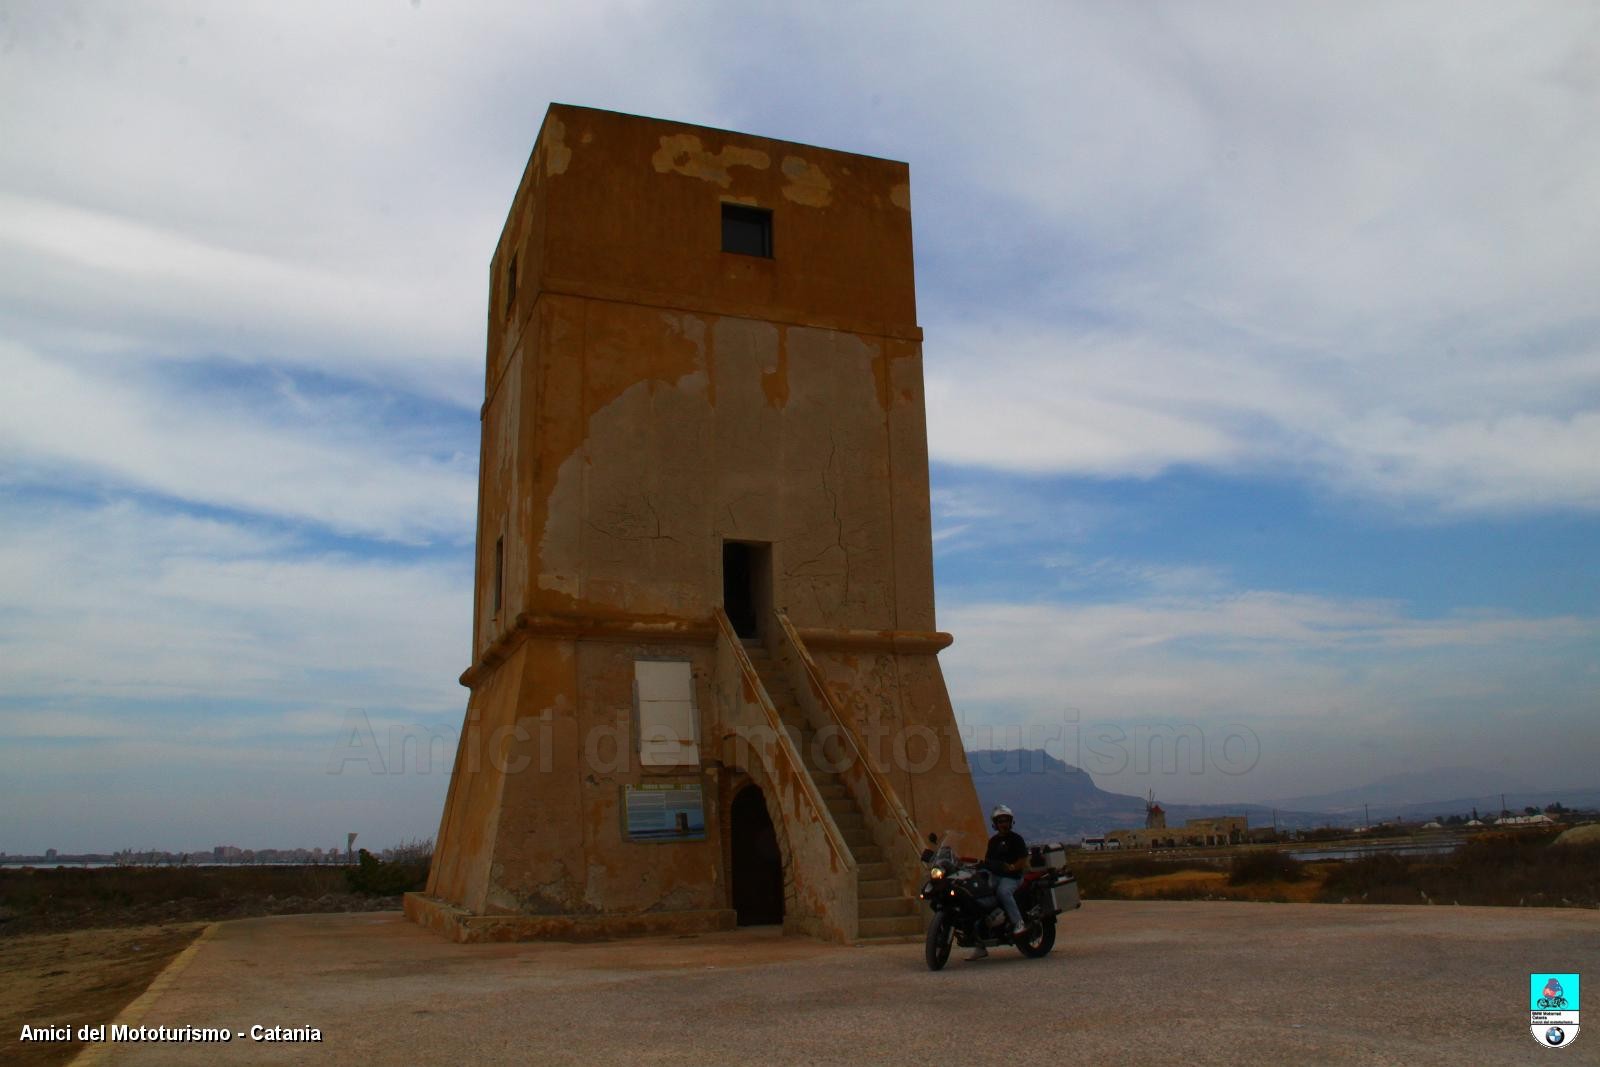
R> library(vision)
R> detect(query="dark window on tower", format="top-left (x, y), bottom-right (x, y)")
top-left (505, 254), bottom-right (518, 319)
top-left (721, 204), bottom-right (772, 257)
top-left (494, 536), bottom-right (504, 615)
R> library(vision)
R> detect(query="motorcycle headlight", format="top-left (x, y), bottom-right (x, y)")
top-left (930, 867), bottom-right (945, 879)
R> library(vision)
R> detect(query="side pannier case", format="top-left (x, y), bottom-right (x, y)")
top-left (1051, 876), bottom-right (1081, 913)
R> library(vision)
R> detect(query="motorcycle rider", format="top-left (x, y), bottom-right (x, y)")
top-left (968, 804), bottom-right (1030, 960)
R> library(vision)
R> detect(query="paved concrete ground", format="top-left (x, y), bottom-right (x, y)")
top-left (74, 902), bottom-right (1597, 1066)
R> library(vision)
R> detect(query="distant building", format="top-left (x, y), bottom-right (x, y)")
top-left (1494, 814), bottom-right (1555, 827)
top-left (1106, 815), bottom-right (1248, 850)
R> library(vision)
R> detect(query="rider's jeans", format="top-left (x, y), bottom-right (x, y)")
top-left (995, 876), bottom-right (1024, 929)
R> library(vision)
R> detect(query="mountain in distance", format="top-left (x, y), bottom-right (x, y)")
top-left (964, 750), bottom-right (1600, 839)
top-left (963, 749), bottom-right (1324, 838)
top-left (1272, 767), bottom-right (1535, 814)
top-left (1291, 786), bottom-right (1600, 823)
top-left (965, 748), bottom-right (1142, 838)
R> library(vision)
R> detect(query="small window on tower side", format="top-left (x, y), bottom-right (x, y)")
top-left (494, 536), bottom-right (504, 615)
top-left (721, 204), bottom-right (772, 258)
top-left (505, 254), bottom-right (518, 319)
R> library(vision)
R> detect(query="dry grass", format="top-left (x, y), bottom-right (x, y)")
top-left (1111, 867), bottom-right (1333, 903)
top-left (1080, 831), bottom-right (1600, 908)
top-left (0, 923), bottom-right (204, 1067)
top-left (1111, 870), bottom-right (1229, 898)
top-left (0, 865), bottom-right (394, 936)
top-left (1073, 856), bottom-right (1217, 898)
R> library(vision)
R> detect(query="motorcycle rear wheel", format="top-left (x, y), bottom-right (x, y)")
top-left (1015, 918), bottom-right (1056, 958)
top-left (924, 911), bottom-right (954, 971)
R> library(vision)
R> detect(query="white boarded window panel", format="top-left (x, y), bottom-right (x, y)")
top-left (636, 661), bottom-right (698, 766)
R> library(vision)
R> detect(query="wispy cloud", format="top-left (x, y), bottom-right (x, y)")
top-left (941, 594), bottom-right (1599, 800)
top-left (0, 191), bottom-right (481, 394)
top-left (925, 321), bottom-right (1600, 514)
top-left (0, 341), bottom-right (476, 543)
top-left (0, 497), bottom-right (470, 710)
top-left (896, 4), bottom-right (1600, 515)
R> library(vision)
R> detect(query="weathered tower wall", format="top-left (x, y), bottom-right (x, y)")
top-left (407, 105), bottom-right (986, 943)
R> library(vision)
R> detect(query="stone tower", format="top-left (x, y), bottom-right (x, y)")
top-left (405, 105), bottom-right (987, 944)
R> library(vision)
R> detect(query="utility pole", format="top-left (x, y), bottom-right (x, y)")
top-left (1364, 803), bottom-right (1369, 831)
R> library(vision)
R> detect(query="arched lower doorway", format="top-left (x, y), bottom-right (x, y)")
top-left (730, 785), bottom-right (784, 926)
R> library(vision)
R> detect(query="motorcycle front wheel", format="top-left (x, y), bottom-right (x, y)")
top-left (1015, 918), bottom-right (1056, 959)
top-left (924, 910), bottom-right (954, 971)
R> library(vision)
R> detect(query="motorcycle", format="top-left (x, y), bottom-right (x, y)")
top-left (917, 838), bottom-right (1081, 971)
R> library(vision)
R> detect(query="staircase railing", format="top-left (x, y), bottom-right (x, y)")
top-left (712, 608), bottom-right (853, 872)
top-left (771, 611), bottom-right (924, 867)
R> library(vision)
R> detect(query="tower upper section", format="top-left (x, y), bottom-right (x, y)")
top-left (487, 104), bottom-right (919, 395)
top-left (470, 106), bottom-right (938, 665)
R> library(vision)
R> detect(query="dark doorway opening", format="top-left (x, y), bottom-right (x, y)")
top-left (730, 785), bottom-right (784, 926)
top-left (722, 541), bottom-right (770, 639)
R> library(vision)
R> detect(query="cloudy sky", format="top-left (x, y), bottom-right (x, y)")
top-left (3, 2), bottom-right (1597, 853)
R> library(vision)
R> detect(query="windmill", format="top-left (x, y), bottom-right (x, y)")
top-left (1144, 790), bottom-right (1166, 830)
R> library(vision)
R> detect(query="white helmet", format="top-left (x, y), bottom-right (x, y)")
top-left (991, 805), bottom-right (1014, 824)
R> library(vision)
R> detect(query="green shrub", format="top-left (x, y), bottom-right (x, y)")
top-left (344, 848), bottom-right (429, 896)
top-left (1319, 836), bottom-right (1600, 906)
top-left (1228, 851), bottom-right (1305, 885)
top-left (1320, 853), bottom-right (1413, 899)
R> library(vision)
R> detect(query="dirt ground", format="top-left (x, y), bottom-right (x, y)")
top-left (1, 923), bottom-right (205, 1067)
top-left (27, 903), bottom-right (1597, 1067)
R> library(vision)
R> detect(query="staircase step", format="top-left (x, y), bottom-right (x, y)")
top-left (857, 877), bottom-right (901, 899)
top-left (853, 846), bottom-right (884, 864)
top-left (858, 914), bottom-right (923, 939)
top-left (842, 828), bottom-right (870, 849)
top-left (859, 896), bottom-right (916, 919)
top-left (824, 799), bottom-right (859, 824)
top-left (824, 801), bottom-right (860, 824)
top-left (831, 812), bottom-right (864, 832)
top-left (857, 861), bottom-right (891, 881)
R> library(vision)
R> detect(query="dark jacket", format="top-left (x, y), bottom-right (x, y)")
top-left (984, 830), bottom-right (1027, 877)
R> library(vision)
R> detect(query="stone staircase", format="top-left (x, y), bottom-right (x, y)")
top-left (744, 644), bottom-right (923, 941)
